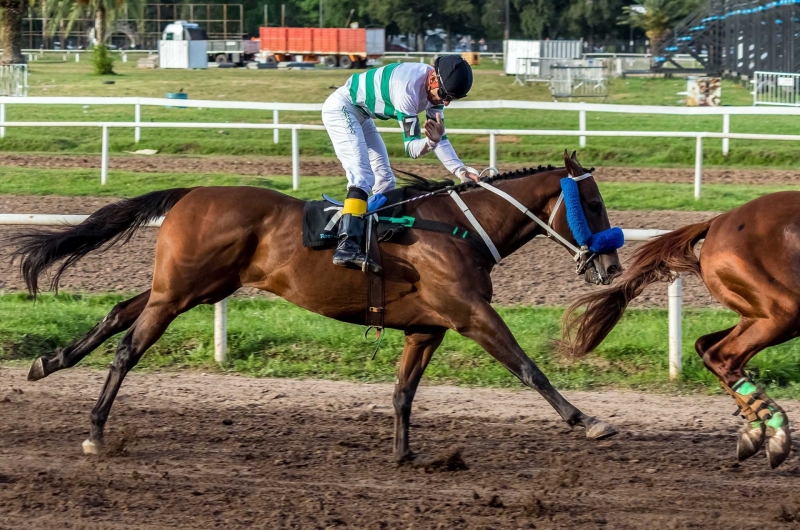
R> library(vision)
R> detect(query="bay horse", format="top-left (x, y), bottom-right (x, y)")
top-left (10, 152), bottom-right (622, 462)
top-left (560, 191), bottom-right (800, 469)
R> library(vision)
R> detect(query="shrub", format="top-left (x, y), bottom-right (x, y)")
top-left (93, 44), bottom-right (115, 75)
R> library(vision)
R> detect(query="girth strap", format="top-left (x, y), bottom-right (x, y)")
top-left (447, 190), bottom-right (502, 263)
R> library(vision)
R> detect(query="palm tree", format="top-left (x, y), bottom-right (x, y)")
top-left (619, 0), bottom-right (700, 49)
top-left (45, 0), bottom-right (144, 47)
top-left (0, 0), bottom-right (27, 64)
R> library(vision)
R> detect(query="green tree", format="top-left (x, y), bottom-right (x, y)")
top-left (619, 0), bottom-right (701, 48)
top-left (368, 0), bottom-right (441, 50)
top-left (0, 0), bottom-right (27, 64)
top-left (45, 0), bottom-right (144, 47)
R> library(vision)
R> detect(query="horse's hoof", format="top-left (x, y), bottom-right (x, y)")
top-left (737, 423), bottom-right (766, 462)
top-left (586, 418), bottom-right (618, 440)
top-left (766, 426), bottom-right (791, 469)
top-left (82, 439), bottom-right (102, 456)
top-left (27, 357), bottom-right (47, 382)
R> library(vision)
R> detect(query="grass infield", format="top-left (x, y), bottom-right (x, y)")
top-left (2, 294), bottom-right (800, 399)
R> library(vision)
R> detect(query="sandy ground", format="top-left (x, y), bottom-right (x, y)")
top-left (1, 152), bottom-right (800, 186)
top-left (2, 367), bottom-right (800, 529)
top-left (0, 195), bottom-right (718, 308)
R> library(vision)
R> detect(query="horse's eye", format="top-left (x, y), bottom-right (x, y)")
top-left (588, 201), bottom-right (603, 214)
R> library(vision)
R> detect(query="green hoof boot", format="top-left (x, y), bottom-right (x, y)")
top-left (737, 422), bottom-right (765, 462)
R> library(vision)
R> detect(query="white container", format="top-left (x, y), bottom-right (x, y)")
top-left (159, 40), bottom-right (208, 69)
top-left (504, 40), bottom-right (540, 75)
top-left (504, 39), bottom-right (582, 75)
top-left (366, 28), bottom-right (386, 56)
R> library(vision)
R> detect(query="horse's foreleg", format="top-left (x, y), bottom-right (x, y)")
top-left (698, 318), bottom-right (791, 468)
top-left (454, 302), bottom-right (616, 440)
top-left (83, 299), bottom-right (179, 455)
top-left (28, 290), bottom-right (150, 382)
top-left (393, 328), bottom-right (446, 463)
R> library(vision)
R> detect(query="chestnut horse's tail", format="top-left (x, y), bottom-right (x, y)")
top-left (560, 218), bottom-right (714, 358)
top-left (8, 188), bottom-right (193, 296)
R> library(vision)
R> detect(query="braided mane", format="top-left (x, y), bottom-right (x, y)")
top-left (397, 165), bottom-right (582, 194)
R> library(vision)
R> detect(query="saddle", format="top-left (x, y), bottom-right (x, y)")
top-left (301, 188), bottom-right (492, 335)
top-left (302, 189), bottom-right (406, 334)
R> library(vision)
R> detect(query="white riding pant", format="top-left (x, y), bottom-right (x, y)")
top-left (321, 90), bottom-right (396, 196)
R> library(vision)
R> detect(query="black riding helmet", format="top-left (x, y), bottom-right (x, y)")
top-left (434, 55), bottom-right (473, 100)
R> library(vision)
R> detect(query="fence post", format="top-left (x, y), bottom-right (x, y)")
top-left (292, 127), bottom-right (300, 190)
top-left (489, 132), bottom-right (496, 169)
top-left (134, 103), bottom-right (141, 143)
top-left (0, 102), bottom-right (5, 139)
top-left (579, 109), bottom-right (587, 148)
top-left (273, 109), bottom-right (279, 144)
top-left (668, 274), bottom-right (683, 380)
top-left (214, 299), bottom-right (227, 363)
top-left (722, 113), bottom-right (730, 156)
top-left (76, 53), bottom-right (79, 62)
top-left (694, 135), bottom-right (703, 199)
top-left (101, 125), bottom-right (109, 185)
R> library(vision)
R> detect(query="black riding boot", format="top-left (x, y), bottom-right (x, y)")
top-left (332, 213), bottom-right (368, 270)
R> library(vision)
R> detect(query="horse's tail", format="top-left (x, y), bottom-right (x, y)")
top-left (8, 188), bottom-right (194, 296)
top-left (559, 218), bottom-right (714, 358)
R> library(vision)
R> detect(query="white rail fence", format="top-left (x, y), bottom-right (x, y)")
top-left (1, 97), bottom-right (799, 198)
top-left (0, 214), bottom-right (682, 379)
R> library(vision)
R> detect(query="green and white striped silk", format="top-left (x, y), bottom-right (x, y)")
top-left (348, 63), bottom-right (401, 120)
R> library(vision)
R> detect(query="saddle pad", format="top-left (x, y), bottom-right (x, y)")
top-left (302, 200), bottom-right (342, 248)
top-left (302, 189), bottom-right (407, 249)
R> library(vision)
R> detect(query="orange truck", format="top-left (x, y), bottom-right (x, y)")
top-left (259, 27), bottom-right (385, 68)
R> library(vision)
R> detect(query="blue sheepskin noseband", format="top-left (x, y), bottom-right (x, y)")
top-left (560, 178), bottom-right (624, 254)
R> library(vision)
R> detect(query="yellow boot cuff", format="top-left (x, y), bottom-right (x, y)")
top-left (342, 198), bottom-right (367, 215)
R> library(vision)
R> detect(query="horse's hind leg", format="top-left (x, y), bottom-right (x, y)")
top-left (82, 298), bottom-right (180, 455)
top-left (695, 326), bottom-right (766, 461)
top-left (28, 290), bottom-right (150, 382)
top-left (393, 328), bottom-right (446, 463)
top-left (697, 318), bottom-right (792, 468)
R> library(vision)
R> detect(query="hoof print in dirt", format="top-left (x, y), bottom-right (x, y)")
top-left (411, 445), bottom-right (468, 473)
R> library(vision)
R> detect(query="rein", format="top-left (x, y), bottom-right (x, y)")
top-left (366, 166), bottom-right (620, 281)
top-left (444, 170), bottom-right (600, 276)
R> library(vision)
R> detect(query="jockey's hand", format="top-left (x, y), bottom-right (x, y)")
top-left (424, 114), bottom-right (444, 143)
top-left (455, 167), bottom-right (481, 183)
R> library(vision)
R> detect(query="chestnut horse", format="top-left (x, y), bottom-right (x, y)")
top-left (561, 191), bottom-right (800, 469)
top-left (11, 152), bottom-right (622, 461)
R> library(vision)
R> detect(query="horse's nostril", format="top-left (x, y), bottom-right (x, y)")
top-left (606, 264), bottom-right (622, 276)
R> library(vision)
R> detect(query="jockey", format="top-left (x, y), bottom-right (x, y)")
top-left (321, 55), bottom-right (479, 271)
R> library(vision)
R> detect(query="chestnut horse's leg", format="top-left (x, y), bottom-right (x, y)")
top-left (695, 326), bottom-right (766, 462)
top-left (393, 328), bottom-right (446, 463)
top-left (455, 301), bottom-right (616, 439)
top-left (697, 318), bottom-right (792, 468)
top-left (82, 298), bottom-right (182, 455)
top-left (28, 290), bottom-right (150, 382)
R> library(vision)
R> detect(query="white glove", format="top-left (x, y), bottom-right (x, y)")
top-left (455, 166), bottom-right (481, 183)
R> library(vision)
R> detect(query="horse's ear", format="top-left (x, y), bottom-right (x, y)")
top-left (571, 150), bottom-right (579, 162)
top-left (564, 149), bottom-right (579, 177)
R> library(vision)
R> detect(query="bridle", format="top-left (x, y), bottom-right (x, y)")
top-left (447, 168), bottom-right (604, 279)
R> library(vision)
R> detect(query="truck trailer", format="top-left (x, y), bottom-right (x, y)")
top-left (259, 27), bottom-right (385, 68)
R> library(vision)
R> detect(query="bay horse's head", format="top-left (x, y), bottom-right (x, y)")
top-left (549, 151), bottom-right (623, 286)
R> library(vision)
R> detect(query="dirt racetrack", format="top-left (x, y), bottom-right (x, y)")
top-left (3, 367), bottom-right (800, 529)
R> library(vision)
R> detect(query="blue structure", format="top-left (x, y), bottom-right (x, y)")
top-left (656, 0), bottom-right (800, 76)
